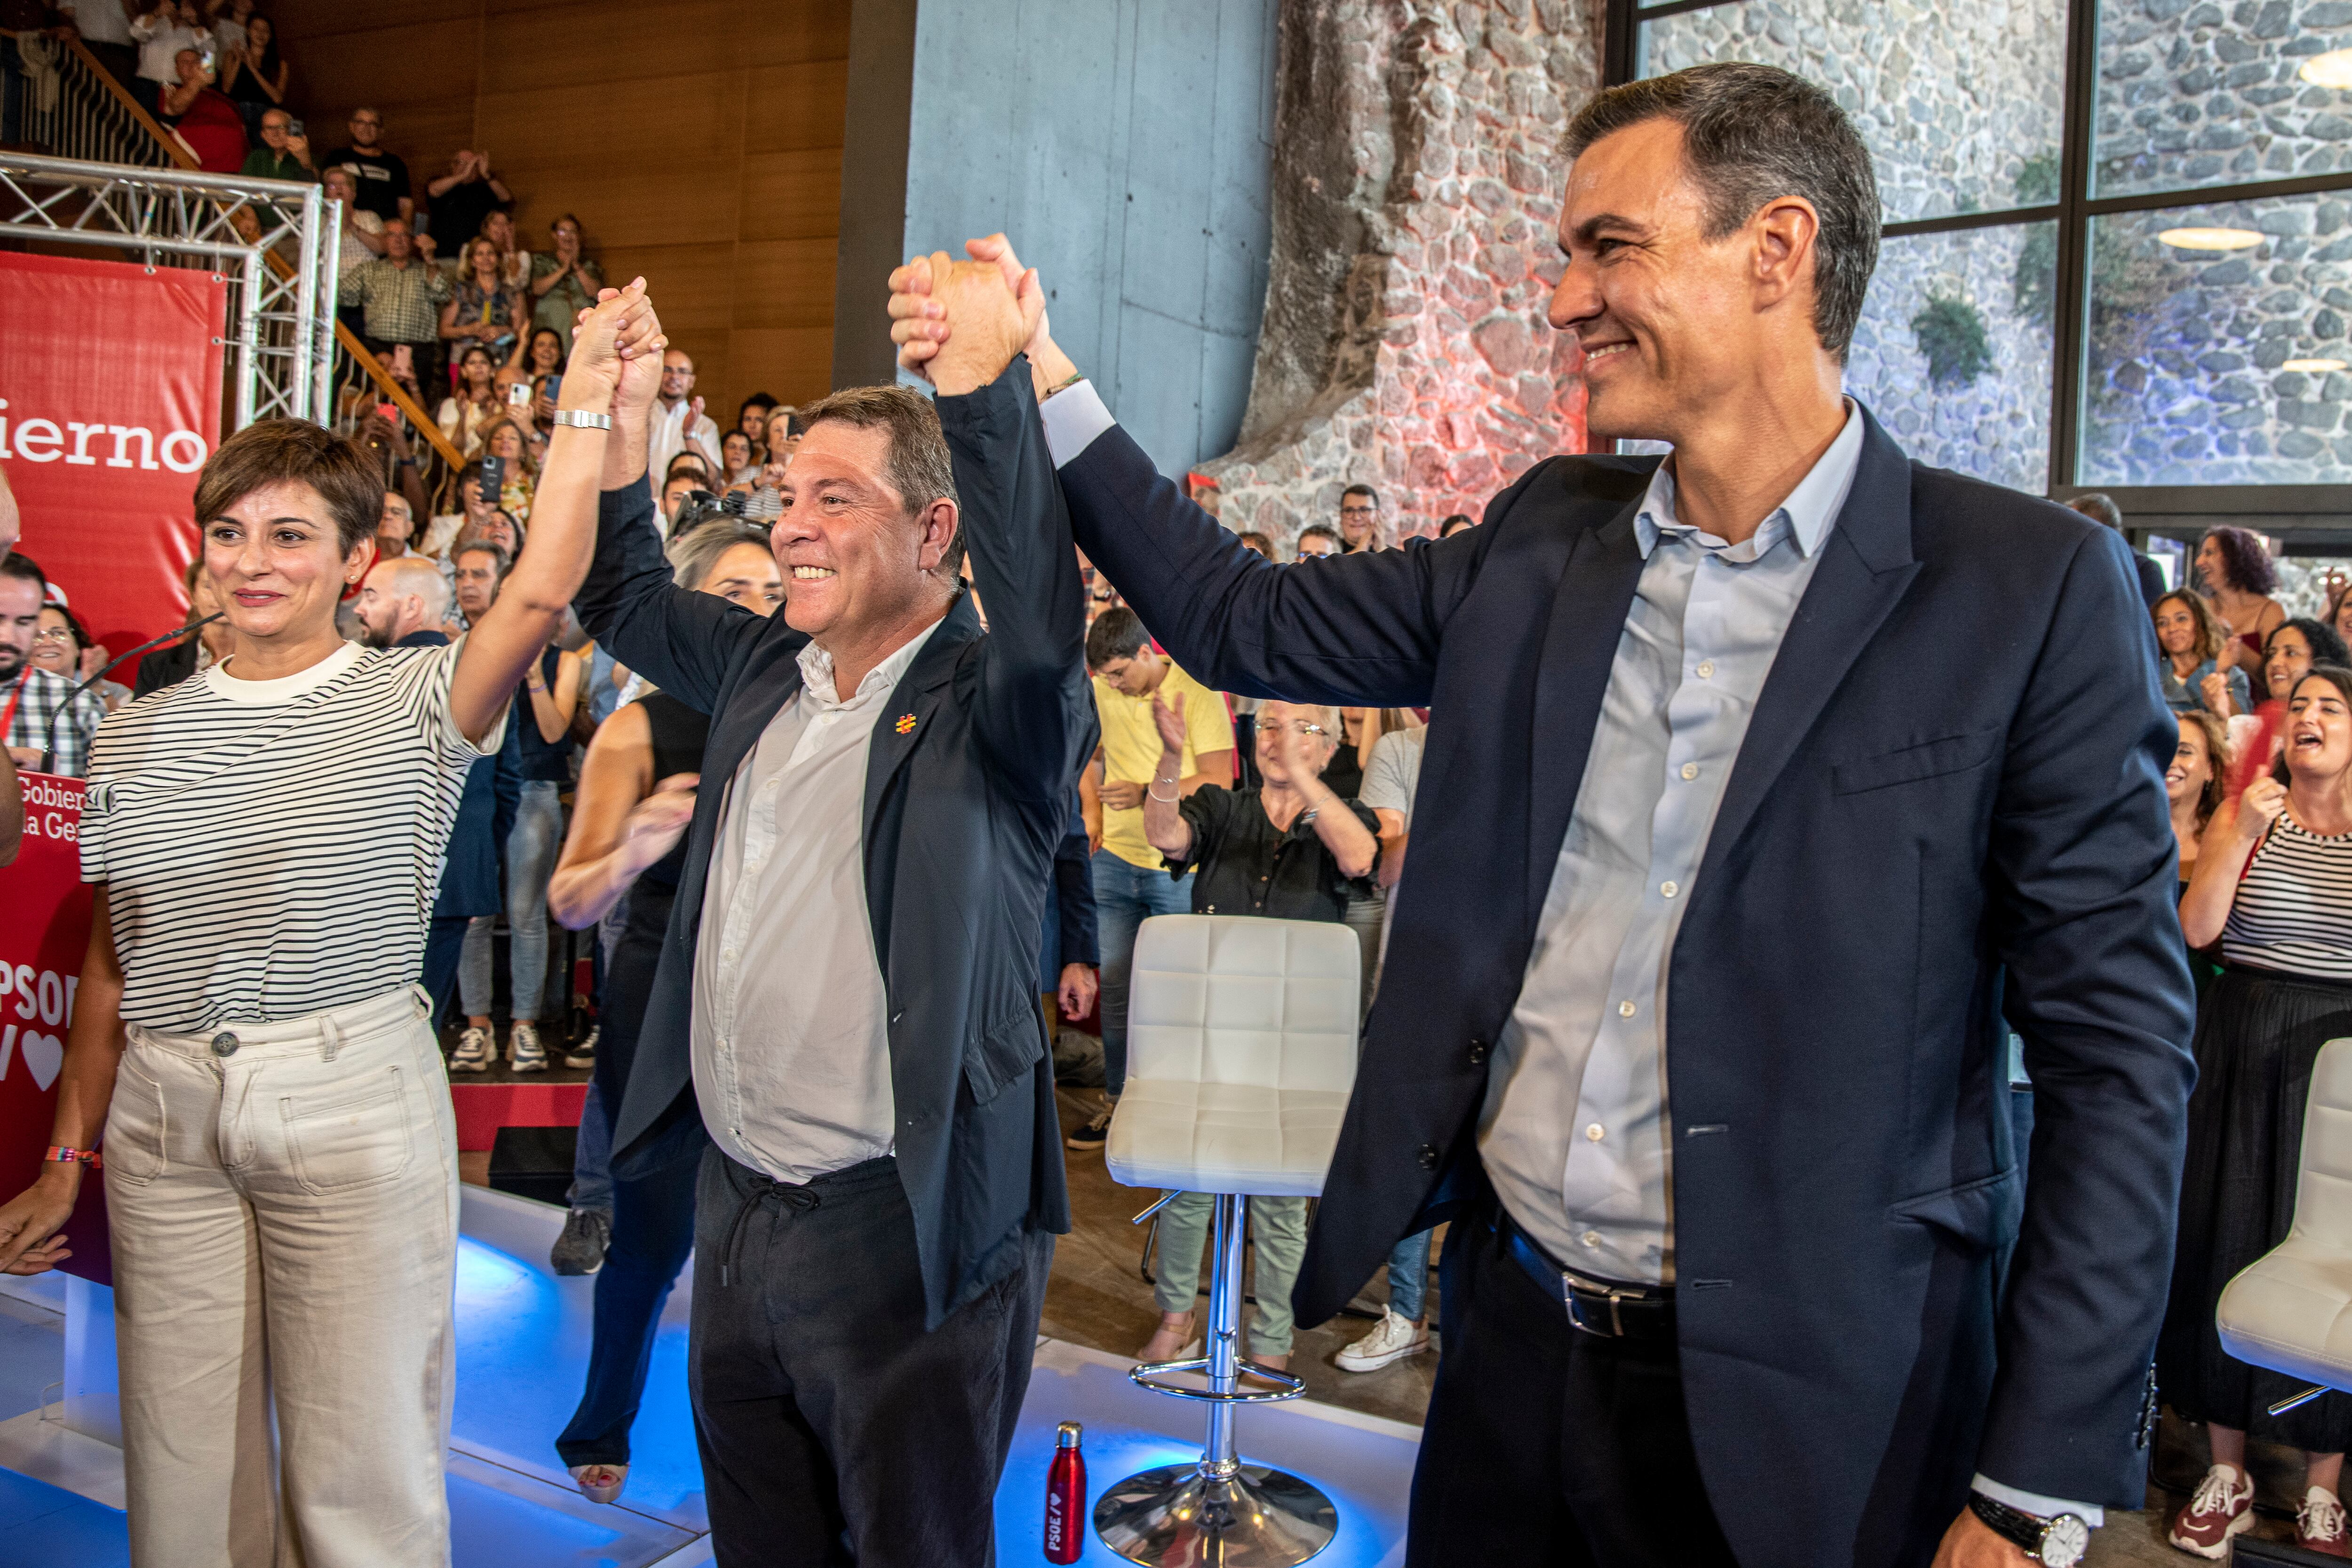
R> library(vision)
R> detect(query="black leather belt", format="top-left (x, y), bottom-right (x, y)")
top-left (1498, 1209), bottom-right (1676, 1341)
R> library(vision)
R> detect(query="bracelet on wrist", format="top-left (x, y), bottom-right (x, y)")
top-left (1147, 784), bottom-right (1179, 804)
top-left (44, 1144), bottom-right (100, 1169)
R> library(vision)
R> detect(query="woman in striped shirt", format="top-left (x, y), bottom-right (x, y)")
top-left (2163, 663), bottom-right (2352, 1555)
top-left (0, 284), bottom-right (666, 1567)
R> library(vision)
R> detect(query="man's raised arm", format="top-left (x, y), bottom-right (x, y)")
top-left (891, 240), bottom-right (1478, 710)
top-left (569, 302), bottom-right (770, 714)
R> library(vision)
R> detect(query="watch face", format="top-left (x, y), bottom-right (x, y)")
top-left (2040, 1513), bottom-right (2090, 1568)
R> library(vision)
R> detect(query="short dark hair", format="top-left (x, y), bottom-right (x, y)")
top-left (1341, 484), bottom-right (1378, 507)
top-left (41, 601), bottom-right (91, 652)
top-left (1, 552), bottom-right (46, 591)
top-left (796, 384), bottom-right (965, 581)
top-left (2066, 493), bottom-right (2124, 532)
top-left (1438, 513), bottom-right (1475, 537)
top-left (1562, 62), bottom-right (1880, 359)
top-left (453, 540), bottom-right (509, 571)
top-left (666, 451), bottom-right (709, 480)
top-left (2201, 526), bottom-right (2278, 597)
top-left (1086, 605), bottom-right (1150, 670)
top-left (195, 418), bottom-right (380, 556)
top-left (739, 392), bottom-right (778, 420)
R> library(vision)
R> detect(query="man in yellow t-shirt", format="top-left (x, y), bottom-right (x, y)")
top-left (1070, 607), bottom-right (1234, 1151)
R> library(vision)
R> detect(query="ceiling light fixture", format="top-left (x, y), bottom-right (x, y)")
top-left (2282, 358), bottom-right (2349, 373)
top-left (2303, 49), bottom-right (2352, 89)
top-left (2156, 226), bottom-right (2266, 251)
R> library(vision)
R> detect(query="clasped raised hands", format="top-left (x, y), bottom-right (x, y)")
top-left (888, 238), bottom-right (1045, 396)
top-left (566, 279), bottom-right (664, 417)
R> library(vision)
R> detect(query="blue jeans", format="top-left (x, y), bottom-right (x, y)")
top-left (568, 1080), bottom-right (614, 1214)
top-left (1090, 848), bottom-right (1195, 1098)
top-left (460, 780), bottom-right (562, 1021)
top-left (1387, 1227), bottom-right (1436, 1323)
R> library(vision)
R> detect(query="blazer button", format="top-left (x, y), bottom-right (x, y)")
top-left (1416, 1143), bottom-right (1440, 1170)
top-left (1466, 1038), bottom-right (1489, 1066)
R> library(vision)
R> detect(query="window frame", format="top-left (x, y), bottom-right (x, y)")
top-left (1602, 0), bottom-right (2352, 526)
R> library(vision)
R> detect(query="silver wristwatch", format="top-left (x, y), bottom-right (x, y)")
top-left (550, 409), bottom-right (612, 430)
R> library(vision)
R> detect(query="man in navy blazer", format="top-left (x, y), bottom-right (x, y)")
top-left (572, 271), bottom-right (1095, 1562)
top-left (894, 63), bottom-right (2193, 1568)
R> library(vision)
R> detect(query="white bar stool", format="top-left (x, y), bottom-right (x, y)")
top-left (1093, 913), bottom-right (1359, 1567)
top-left (2218, 1037), bottom-right (2352, 1419)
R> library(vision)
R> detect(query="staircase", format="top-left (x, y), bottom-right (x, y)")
top-left (10, 37), bottom-right (469, 509)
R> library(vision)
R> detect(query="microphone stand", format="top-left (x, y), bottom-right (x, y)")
top-left (35, 611), bottom-right (228, 775)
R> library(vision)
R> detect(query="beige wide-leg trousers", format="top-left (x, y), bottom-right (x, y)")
top-left (103, 983), bottom-right (460, 1568)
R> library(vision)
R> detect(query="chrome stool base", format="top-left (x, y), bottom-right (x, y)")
top-left (1094, 1460), bottom-right (1338, 1566)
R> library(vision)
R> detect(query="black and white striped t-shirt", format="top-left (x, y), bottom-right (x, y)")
top-left (82, 640), bottom-right (500, 1031)
top-left (2222, 812), bottom-right (2352, 980)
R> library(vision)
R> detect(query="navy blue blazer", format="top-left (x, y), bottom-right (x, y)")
top-left (393, 629), bottom-right (498, 919)
top-left (571, 370), bottom-right (1097, 1326)
top-left (1053, 401), bottom-right (2195, 1565)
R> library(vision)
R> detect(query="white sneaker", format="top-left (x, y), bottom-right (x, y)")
top-left (1335, 1307), bottom-right (1429, 1373)
top-left (450, 1026), bottom-right (494, 1073)
top-left (2168, 1462), bottom-right (2255, 1558)
top-left (509, 1021), bottom-right (549, 1073)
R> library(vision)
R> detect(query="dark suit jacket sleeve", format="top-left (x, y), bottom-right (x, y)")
top-left (932, 366), bottom-right (1096, 804)
top-left (1057, 418), bottom-right (1518, 707)
top-left (1054, 804), bottom-right (1099, 968)
top-left (2133, 551), bottom-right (2165, 609)
top-left (570, 472), bottom-right (766, 714)
top-left (1977, 526), bottom-right (2196, 1505)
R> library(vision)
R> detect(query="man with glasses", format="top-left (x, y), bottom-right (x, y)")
top-left (338, 216), bottom-right (449, 367)
top-left (1338, 484), bottom-right (1382, 552)
top-left (240, 107), bottom-right (315, 183)
top-left (326, 107), bottom-right (413, 223)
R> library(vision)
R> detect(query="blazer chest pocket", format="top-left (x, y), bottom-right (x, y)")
top-left (1832, 724), bottom-right (2003, 797)
top-left (962, 1006), bottom-right (1046, 1107)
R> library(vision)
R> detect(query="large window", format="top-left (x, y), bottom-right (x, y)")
top-left (1607, 0), bottom-right (2352, 516)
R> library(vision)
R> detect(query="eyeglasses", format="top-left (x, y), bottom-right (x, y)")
top-left (31, 627), bottom-right (75, 645)
top-left (1269, 721), bottom-right (1328, 737)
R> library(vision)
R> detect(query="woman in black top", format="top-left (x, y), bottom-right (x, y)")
top-left (1131, 697), bottom-right (1378, 1375)
top-left (547, 520), bottom-right (779, 1505)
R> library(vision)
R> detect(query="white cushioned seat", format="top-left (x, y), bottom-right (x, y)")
top-left (2218, 1037), bottom-right (2352, 1392)
top-left (1105, 915), bottom-right (1361, 1196)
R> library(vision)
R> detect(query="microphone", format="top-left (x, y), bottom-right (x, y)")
top-left (36, 611), bottom-right (228, 774)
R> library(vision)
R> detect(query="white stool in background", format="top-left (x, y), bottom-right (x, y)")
top-left (1095, 914), bottom-right (1360, 1567)
top-left (2218, 1037), bottom-right (2352, 1419)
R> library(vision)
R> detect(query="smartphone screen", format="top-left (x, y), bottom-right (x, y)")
top-left (481, 455), bottom-right (506, 496)
top-left (507, 382), bottom-right (532, 408)
top-left (374, 402), bottom-right (399, 423)
top-left (544, 374), bottom-right (562, 404)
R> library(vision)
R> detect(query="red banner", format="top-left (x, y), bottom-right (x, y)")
top-left (0, 769), bottom-right (107, 1284)
top-left (0, 251), bottom-right (227, 655)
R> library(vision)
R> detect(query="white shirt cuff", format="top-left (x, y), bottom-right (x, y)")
top-left (1972, 1473), bottom-right (2104, 1528)
top-left (1038, 379), bottom-right (1114, 469)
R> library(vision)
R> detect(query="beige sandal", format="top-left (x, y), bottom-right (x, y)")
top-left (570, 1463), bottom-right (628, 1505)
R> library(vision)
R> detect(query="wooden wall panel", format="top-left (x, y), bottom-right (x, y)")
top-left (283, 0), bottom-right (849, 417)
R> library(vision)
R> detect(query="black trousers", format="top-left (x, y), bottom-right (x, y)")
top-left (689, 1148), bottom-right (1052, 1567)
top-left (556, 1147), bottom-right (697, 1467)
top-left (421, 912), bottom-right (471, 1031)
top-left (1406, 1199), bottom-right (1738, 1568)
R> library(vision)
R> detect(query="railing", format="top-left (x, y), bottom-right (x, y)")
top-left (16, 35), bottom-right (467, 507)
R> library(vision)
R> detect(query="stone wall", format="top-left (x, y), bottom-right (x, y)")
top-left (2097, 0), bottom-right (2352, 197)
top-left (1192, 0), bottom-right (1601, 546)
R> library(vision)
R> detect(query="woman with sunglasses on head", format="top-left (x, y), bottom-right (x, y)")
top-left (2167, 662), bottom-right (2352, 1554)
top-left (0, 285), bottom-right (664, 1568)
top-left (547, 518), bottom-right (780, 1506)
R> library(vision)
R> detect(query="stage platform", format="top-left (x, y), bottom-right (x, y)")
top-left (0, 1186), bottom-right (1420, 1567)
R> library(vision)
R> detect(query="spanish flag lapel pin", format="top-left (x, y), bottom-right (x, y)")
top-left (894, 713), bottom-right (919, 736)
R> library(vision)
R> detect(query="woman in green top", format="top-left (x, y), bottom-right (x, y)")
top-left (531, 213), bottom-right (604, 352)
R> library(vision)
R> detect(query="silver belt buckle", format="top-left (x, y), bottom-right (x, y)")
top-left (1560, 1273), bottom-right (1628, 1338)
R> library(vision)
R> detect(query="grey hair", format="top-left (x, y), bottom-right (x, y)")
top-left (795, 384), bottom-right (963, 581)
top-left (1561, 62), bottom-right (1880, 359)
top-left (667, 519), bottom-right (772, 592)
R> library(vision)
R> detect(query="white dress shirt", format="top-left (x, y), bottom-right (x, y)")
top-left (648, 397), bottom-right (723, 498)
top-left (691, 621), bottom-right (941, 1184)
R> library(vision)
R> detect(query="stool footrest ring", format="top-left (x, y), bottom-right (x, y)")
top-left (1129, 1355), bottom-right (1307, 1403)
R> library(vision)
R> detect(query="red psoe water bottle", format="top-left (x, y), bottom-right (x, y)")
top-left (1044, 1419), bottom-right (1086, 1562)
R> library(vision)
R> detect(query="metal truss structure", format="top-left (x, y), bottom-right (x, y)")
top-left (0, 152), bottom-right (338, 429)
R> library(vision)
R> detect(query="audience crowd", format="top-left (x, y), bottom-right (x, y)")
top-left (8, 34), bottom-right (2352, 1559)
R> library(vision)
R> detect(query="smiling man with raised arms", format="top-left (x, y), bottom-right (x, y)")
top-left (895, 60), bottom-right (2193, 1568)
top-left (569, 261), bottom-right (1093, 1565)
